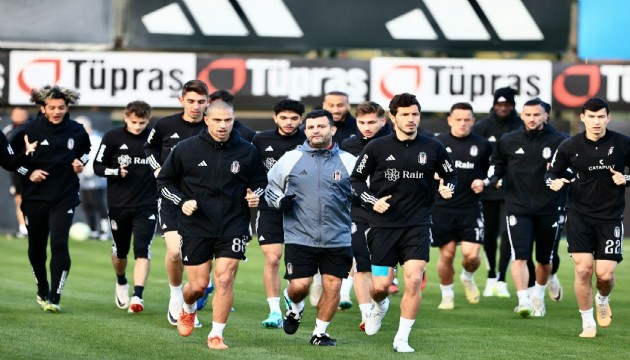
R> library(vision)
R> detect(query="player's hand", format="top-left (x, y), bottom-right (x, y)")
top-left (245, 188), bottom-right (259, 208)
top-left (120, 164), bottom-right (128, 178)
top-left (471, 179), bottom-right (484, 194)
top-left (279, 194), bottom-right (296, 212)
top-left (549, 178), bottom-right (570, 191)
top-left (24, 135), bottom-right (38, 155)
top-left (373, 195), bottom-right (392, 213)
top-left (610, 167), bottom-right (626, 186)
top-left (72, 159), bottom-right (84, 174)
top-left (182, 199), bottom-right (198, 216)
top-left (29, 169), bottom-right (49, 183)
top-left (153, 168), bottom-right (161, 178)
top-left (438, 179), bottom-right (453, 200)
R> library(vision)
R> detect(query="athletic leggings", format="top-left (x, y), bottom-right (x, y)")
top-left (22, 200), bottom-right (75, 304)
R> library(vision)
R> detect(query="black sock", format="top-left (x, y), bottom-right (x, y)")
top-left (133, 286), bottom-right (144, 299)
top-left (116, 274), bottom-right (127, 285)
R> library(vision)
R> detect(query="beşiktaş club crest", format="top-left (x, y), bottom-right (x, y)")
top-left (230, 161), bottom-right (240, 174)
top-left (67, 138), bottom-right (74, 150)
top-left (418, 152), bottom-right (427, 164)
top-left (614, 226), bottom-right (621, 239)
top-left (542, 147), bottom-right (552, 159)
top-left (118, 154), bottom-right (132, 166)
top-left (286, 262), bottom-right (293, 275)
top-left (110, 219), bottom-right (118, 231)
top-left (470, 145), bottom-right (478, 157)
top-left (608, 146), bottom-right (615, 156)
top-left (333, 169), bottom-right (342, 181)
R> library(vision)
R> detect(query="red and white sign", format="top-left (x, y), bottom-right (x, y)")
top-left (9, 51), bottom-right (196, 107)
top-left (370, 57), bottom-right (552, 112)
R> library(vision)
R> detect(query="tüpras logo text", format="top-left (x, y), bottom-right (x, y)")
top-left (246, 59), bottom-right (368, 103)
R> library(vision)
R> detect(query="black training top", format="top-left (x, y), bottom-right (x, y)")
top-left (93, 126), bottom-right (157, 209)
top-left (11, 112), bottom-right (91, 204)
top-left (157, 129), bottom-right (267, 237)
top-left (434, 132), bottom-right (492, 211)
top-left (489, 123), bottom-right (568, 215)
top-left (351, 132), bottom-right (458, 228)
top-left (252, 127), bottom-right (306, 211)
top-left (546, 130), bottom-right (630, 221)
top-left (144, 112), bottom-right (206, 170)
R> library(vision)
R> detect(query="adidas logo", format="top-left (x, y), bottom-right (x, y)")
top-left (41, 139), bottom-right (50, 145)
top-left (162, 223), bottom-right (167, 229)
top-left (148, 214), bottom-right (156, 220)
top-left (488, 136), bottom-right (497, 142)
top-left (183, 256), bottom-right (188, 261)
top-left (515, 148), bottom-right (525, 154)
top-left (259, 235), bottom-right (265, 241)
top-left (119, 144), bottom-right (129, 150)
top-left (299, 169), bottom-right (307, 176)
top-left (446, 147), bottom-right (452, 153)
top-left (67, 209), bottom-right (74, 214)
top-left (386, 155), bottom-right (396, 161)
top-left (265, 146), bottom-right (274, 151)
top-left (170, 133), bottom-right (180, 139)
top-left (198, 160), bottom-right (208, 166)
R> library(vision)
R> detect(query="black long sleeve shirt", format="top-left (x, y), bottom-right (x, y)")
top-left (351, 133), bottom-right (457, 228)
top-left (545, 130), bottom-right (630, 221)
top-left (434, 132), bottom-right (492, 211)
top-left (157, 129), bottom-right (267, 237)
top-left (144, 112), bottom-right (206, 170)
top-left (93, 126), bottom-right (157, 209)
top-left (489, 124), bottom-right (567, 215)
top-left (11, 113), bottom-right (90, 204)
top-left (252, 127), bottom-right (306, 211)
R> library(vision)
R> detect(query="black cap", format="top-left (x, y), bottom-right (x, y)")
top-left (493, 87), bottom-right (516, 106)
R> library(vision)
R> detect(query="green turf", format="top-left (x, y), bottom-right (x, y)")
top-left (1, 235), bottom-right (629, 359)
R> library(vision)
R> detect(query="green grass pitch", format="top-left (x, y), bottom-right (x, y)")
top-left (1, 235), bottom-right (629, 359)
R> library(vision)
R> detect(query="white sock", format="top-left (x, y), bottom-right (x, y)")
top-left (440, 283), bottom-right (455, 298)
top-left (517, 290), bottom-right (530, 305)
top-left (580, 308), bottom-right (596, 328)
top-left (461, 270), bottom-right (474, 281)
top-left (340, 277), bottom-right (354, 299)
top-left (183, 301), bottom-right (197, 314)
top-left (169, 284), bottom-right (183, 299)
top-left (395, 317), bottom-right (415, 342)
top-left (209, 322), bottom-right (226, 337)
top-left (359, 303), bottom-right (372, 321)
top-left (534, 282), bottom-right (546, 299)
top-left (549, 273), bottom-right (558, 282)
top-left (596, 292), bottom-right (609, 304)
top-left (267, 297), bottom-right (281, 314)
top-left (284, 287), bottom-right (304, 312)
top-left (19, 224), bottom-right (28, 234)
top-left (313, 318), bottom-right (330, 335)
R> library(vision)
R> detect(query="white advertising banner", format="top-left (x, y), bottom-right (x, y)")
top-left (370, 57), bottom-right (552, 112)
top-left (9, 51), bottom-right (197, 107)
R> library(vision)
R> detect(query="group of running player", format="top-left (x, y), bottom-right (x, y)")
top-left (1, 81), bottom-right (627, 351)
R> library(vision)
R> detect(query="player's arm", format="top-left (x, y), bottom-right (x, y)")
top-left (93, 134), bottom-right (125, 178)
top-left (144, 126), bottom-right (163, 175)
top-left (265, 152), bottom-right (293, 210)
top-left (156, 148), bottom-right (189, 208)
top-left (246, 150), bottom-right (268, 207)
top-left (434, 144), bottom-right (457, 199)
top-left (350, 146), bottom-right (381, 210)
top-left (545, 144), bottom-right (571, 191)
top-left (485, 139), bottom-right (508, 188)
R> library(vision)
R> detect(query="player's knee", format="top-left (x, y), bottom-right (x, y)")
top-left (575, 266), bottom-right (593, 280)
top-left (596, 272), bottom-right (614, 284)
